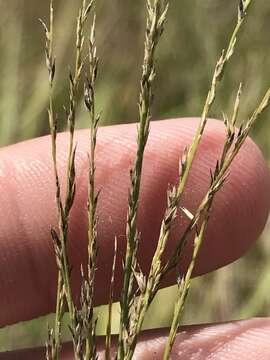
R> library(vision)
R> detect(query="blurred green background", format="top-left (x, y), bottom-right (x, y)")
top-left (1, 0), bottom-right (270, 352)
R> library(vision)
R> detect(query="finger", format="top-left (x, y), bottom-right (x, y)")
top-left (0, 118), bottom-right (269, 326)
top-left (2, 318), bottom-right (270, 359)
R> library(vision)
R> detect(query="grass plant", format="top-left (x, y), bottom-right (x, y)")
top-left (39, 0), bottom-right (270, 360)
top-left (41, 1), bottom-right (99, 358)
top-left (6, 0), bottom-right (270, 358)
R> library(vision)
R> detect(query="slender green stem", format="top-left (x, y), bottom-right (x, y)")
top-left (43, 1), bottom-right (96, 358)
top-left (175, 0), bottom-right (253, 205)
top-left (118, 1), bottom-right (169, 358)
top-left (163, 213), bottom-right (210, 359)
top-left (84, 8), bottom-right (99, 358)
top-left (41, 1), bottom-right (63, 357)
top-left (105, 237), bottom-right (118, 360)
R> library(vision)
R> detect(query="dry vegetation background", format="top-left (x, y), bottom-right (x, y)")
top-left (1, 0), bottom-right (270, 352)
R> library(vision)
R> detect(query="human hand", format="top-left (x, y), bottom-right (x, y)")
top-left (0, 118), bottom-right (269, 359)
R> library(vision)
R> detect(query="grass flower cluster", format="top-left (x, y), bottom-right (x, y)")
top-left (39, 0), bottom-right (270, 358)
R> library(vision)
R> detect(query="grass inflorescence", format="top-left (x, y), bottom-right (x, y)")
top-left (42, 0), bottom-right (99, 359)
top-left (40, 0), bottom-right (270, 358)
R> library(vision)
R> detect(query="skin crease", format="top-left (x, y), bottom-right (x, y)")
top-left (0, 118), bottom-right (270, 358)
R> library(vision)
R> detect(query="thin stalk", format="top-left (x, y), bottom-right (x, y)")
top-left (105, 237), bottom-right (118, 360)
top-left (83, 5), bottom-right (99, 358)
top-left (40, 1), bottom-right (63, 358)
top-left (172, 0), bottom-right (254, 213)
top-left (163, 212), bottom-right (211, 359)
top-left (43, 1), bottom-right (95, 358)
top-left (118, 1), bottom-right (169, 358)
top-left (57, 2), bottom-right (88, 355)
